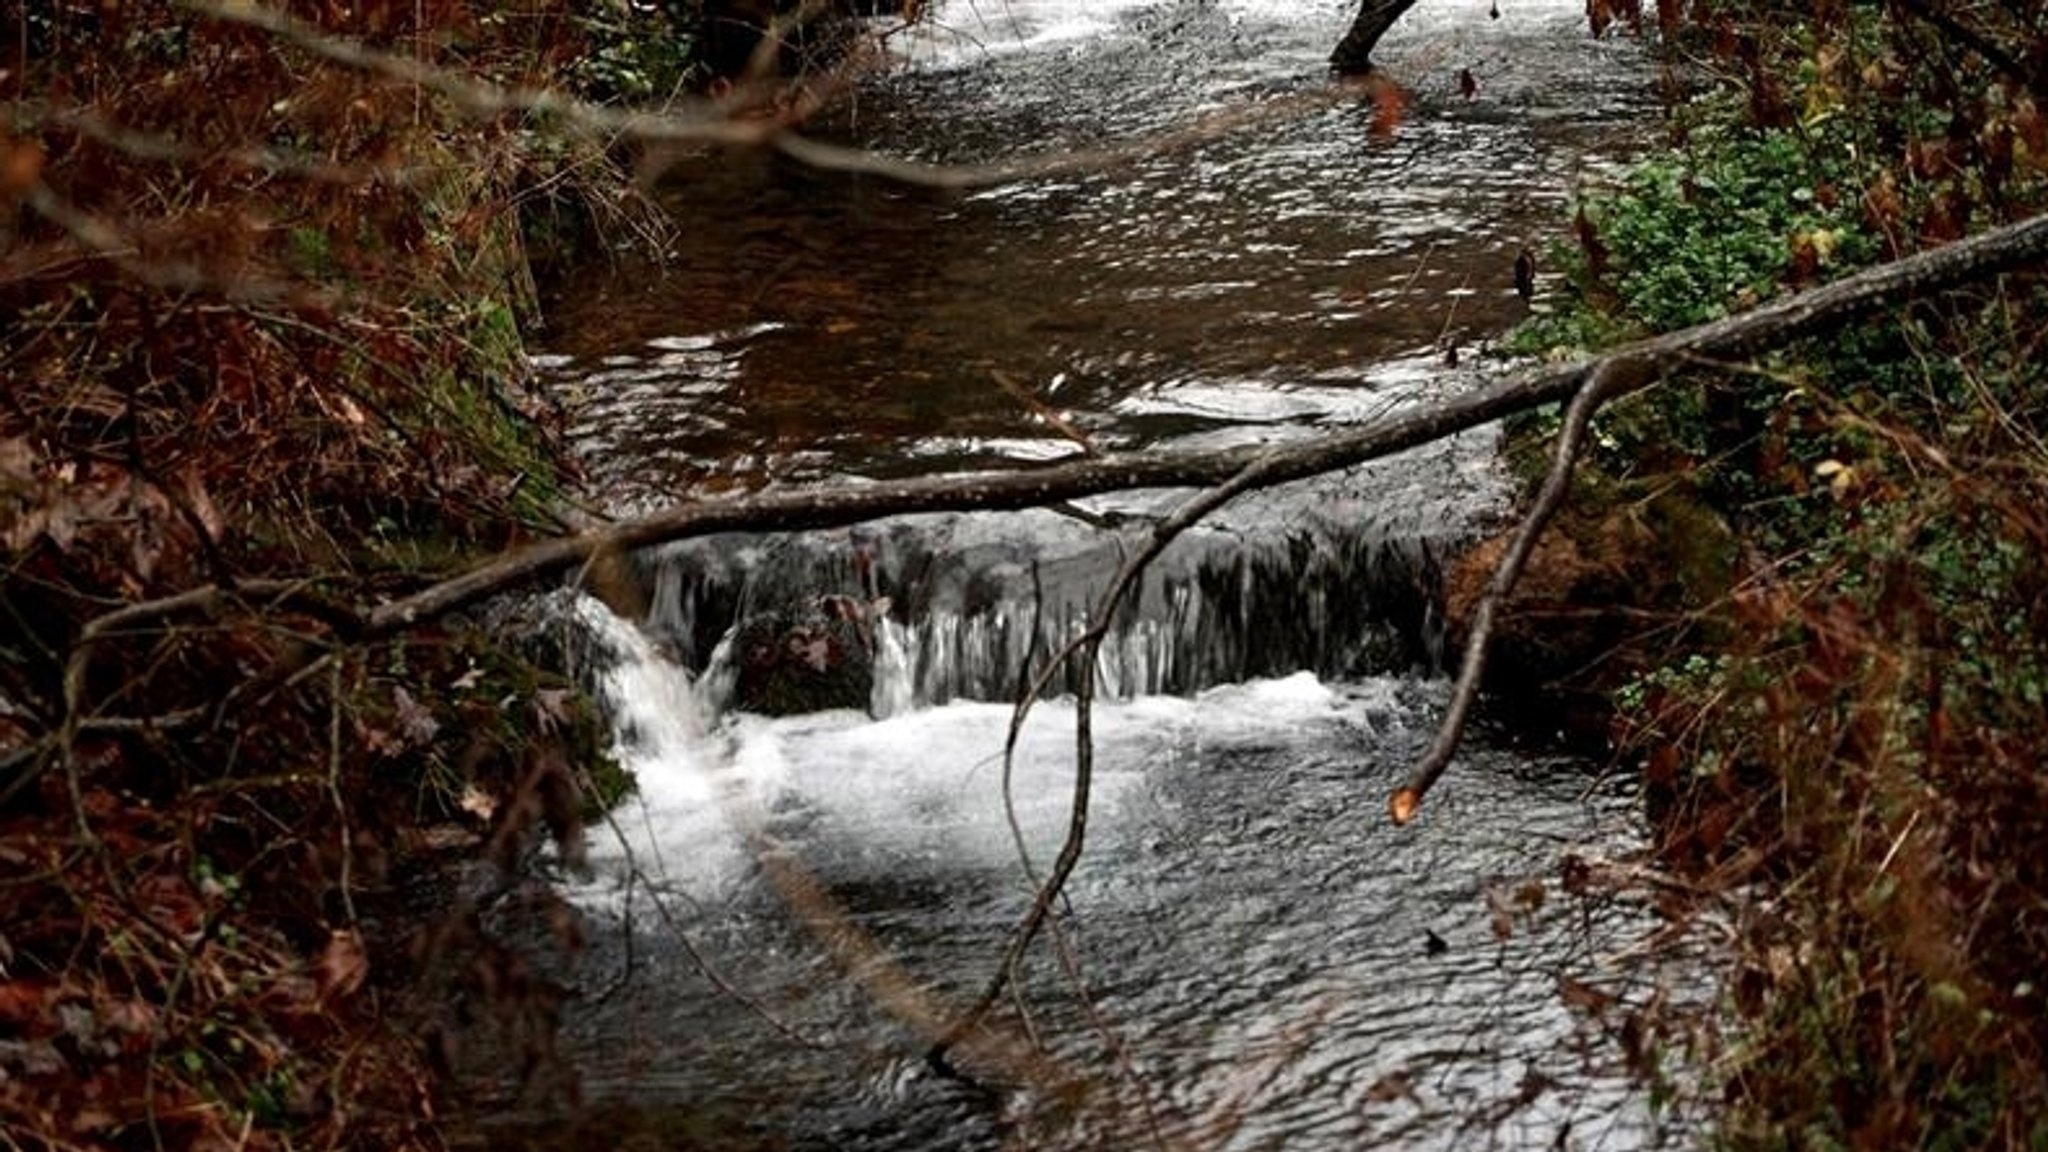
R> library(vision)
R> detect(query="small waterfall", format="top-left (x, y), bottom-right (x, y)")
top-left (626, 462), bottom-right (1493, 713)
top-left (570, 593), bottom-right (709, 770)
top-left (563, 593), bottom-right (782, 895)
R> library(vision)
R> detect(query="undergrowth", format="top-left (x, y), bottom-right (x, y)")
top-left (1, 4), bottom-right (662, 1147)
top-left (1513, 3), bottom-right (2048, 1146)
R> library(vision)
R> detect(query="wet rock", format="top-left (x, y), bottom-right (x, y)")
top-left (1444, 486), bottom-right (1734, 746)
top-left (730, 595), bottom-right (881, 715)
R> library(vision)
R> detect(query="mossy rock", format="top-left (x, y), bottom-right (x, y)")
top-left (1444, 482), bottom-right (1735, 745)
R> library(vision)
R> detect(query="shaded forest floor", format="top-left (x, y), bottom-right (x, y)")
top-left (1, 5), bottom-right (679, 1147)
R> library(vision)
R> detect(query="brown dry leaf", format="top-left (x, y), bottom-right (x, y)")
top-left (458, 785), bottom-right (497, 822)
top-left (1388, 786), bottom-right (1420, 825)
top-left (127, 480), bottom-right (173, 582)
top-left (1369, 79), bottom-right (1409, 138)
top-left (317, 929), bottom-right (369, 1002)
top-left (794, 634), bottom-right (831, 673)
top-left (532, 687), bottom-right (574, 733)
top-left (0, 436), bottom-right (34, 482)
top-left (0, 979), bottom-right (52, 1027)
top-left (1485, 885), bottom-right (1514, 941)
top-left (179, 466), bottom-right (227, 543)
top-left (98, 997), bottom-right (157, 1042)
top-left (1363, 1069), bottom-right (1417, 1104)
top-left (360, 720), bottom-right (404, 758)
top-left (1560, 853), bottom-right (1592, 895)
top-left (1559, 976), bottom-right (1614, 1016)
top-left (391, 686), bottom-right (440, 746)
top-left (136, 873), bottom-right (206, 942)
top-left (0, 136), bottom-right (46, 197)
top-left (263, 972), bottom-right (321, 1015)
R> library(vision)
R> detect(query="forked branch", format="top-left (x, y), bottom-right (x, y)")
top-left (928, 454), bottom-right (1283, 1072)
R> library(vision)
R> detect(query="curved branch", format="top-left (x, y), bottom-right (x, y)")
top-left (929, 454), bottom-right (1282, 1068)
top-left (1389, 357), bottom-right (1650, 825)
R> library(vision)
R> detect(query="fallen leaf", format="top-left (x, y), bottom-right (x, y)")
top-left (317, 930), bottom-right (369, 1001)
top-left (0, 137), bottom-right (46, 197)
top-left (458, 785), bottom-right (497, 821)
top-left (179, 467), bottom-right (227, 543)
top-left (1364, 1069), bottom-right (1417, 1103)
top-left (532, 687), bottom-right (574, 732)
top-left (0, 980), bottom-right (51, 1027)
top-left (392, 686), bottom-right (440, 746)
top-left (1559, 976), bottom-right (1614, 1015)
top-left (1369, 79), bottom-right (1409, 137)
top-left (1486, 886), bottom-right (1514, 941)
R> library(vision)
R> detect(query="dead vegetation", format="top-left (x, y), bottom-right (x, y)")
top-left (3, 4), bottom-right (631, 1147)
top-left (6, 1), bottom-right (2048, 1148)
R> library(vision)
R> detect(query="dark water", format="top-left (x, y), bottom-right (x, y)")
top-left (512, 1), bottom-right (1700, 1148)
top-left (535, 0), bottom-right (1656, 502)
top-left (519, 607), bottom-right (1697, 1151)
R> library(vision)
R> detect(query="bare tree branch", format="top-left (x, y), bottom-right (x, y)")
top-left (22, 210), bottom-right (2047, 829)
top-left (362, 207), bottom-right (2048, 637)
top-left (1390, 357), bottom-right (1653, 825)
top-left (930, 449), bottom-right (1288, 1075)
top-left (182, 0), bottom-right (1358, 192)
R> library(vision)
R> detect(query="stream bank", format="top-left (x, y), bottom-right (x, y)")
top-left (1476, 5), bottom-right (2048, 1144)
top-left (1, 9), bottom-right (655, 1148)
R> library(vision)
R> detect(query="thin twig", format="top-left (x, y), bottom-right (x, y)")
top-left (182, 0), bottom-right (1357, 192)
top-left (327, 656), bottom-right (358, 927)
top-left (587, 785), bottom-right (825, 1047)
top-left (931, 452), bottom-right (1282, 1067)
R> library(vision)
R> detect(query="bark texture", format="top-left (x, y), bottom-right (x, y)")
top-left (1330, 0), bottom-right (1420, 74)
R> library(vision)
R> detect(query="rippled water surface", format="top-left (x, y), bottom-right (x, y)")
top-left (500, 603), bottom-right (1693, 1151)
top-left (514, 1), bottom-right (1697, 1147)
top-left (538, 0), bottom-right (1657, 503)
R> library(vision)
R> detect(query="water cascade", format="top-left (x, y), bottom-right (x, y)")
top-left (512, 0), bottom-right (1700, 1146)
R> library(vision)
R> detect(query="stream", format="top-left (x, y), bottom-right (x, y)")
top-left (503, 0), bottom-right (1700, 1147)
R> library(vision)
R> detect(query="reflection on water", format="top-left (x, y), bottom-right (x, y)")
top-left (537, 0), bottom-right (1657, 506)
top-left (511, 0), bottom-right (1698, 1147)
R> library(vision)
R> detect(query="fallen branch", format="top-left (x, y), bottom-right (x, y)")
top-left (364, 208), bottom-right (2048, 637)
top-left (29, 212), bottom-right (2048, 829)
top-left (929, 452), bottom-right (1285, 1074)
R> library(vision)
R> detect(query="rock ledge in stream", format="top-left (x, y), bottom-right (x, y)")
top-left (730, 596), bottom-right (880, 716)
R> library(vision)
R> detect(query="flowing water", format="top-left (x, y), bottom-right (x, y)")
top-left (507, 0), bottom-right (1700, 1147)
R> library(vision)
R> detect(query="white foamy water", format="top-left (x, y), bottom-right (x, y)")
top-left (518, 1), bottom-right (1703, 1143)
top-left (885, 0), bottom-right (1159, 68)
top-left (573, 593), bottom-right (1383, 904)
